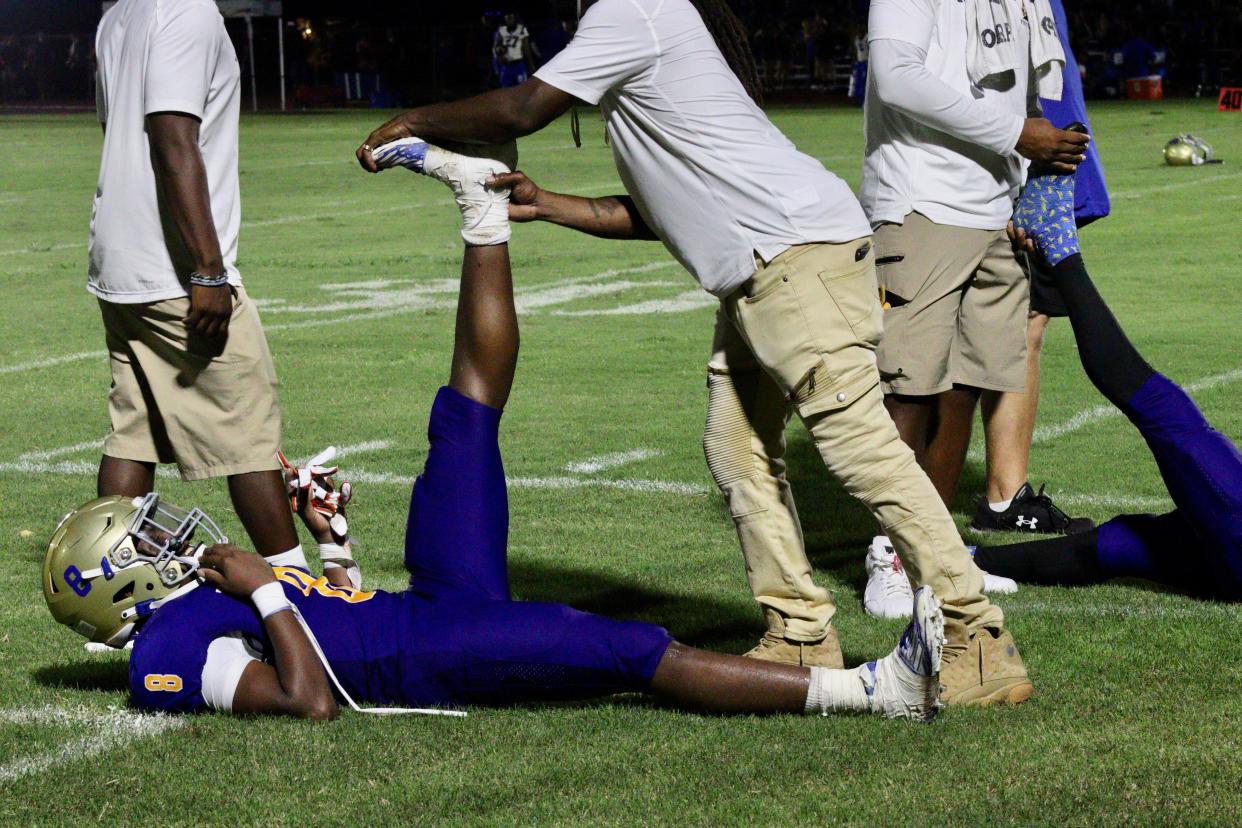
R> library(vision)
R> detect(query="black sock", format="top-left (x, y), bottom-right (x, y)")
top-left (1050, 254), bottom-right (1155, 408)
top-left (973, 529), bottom-right (1104, 586)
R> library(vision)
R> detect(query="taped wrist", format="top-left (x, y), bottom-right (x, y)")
top-left (320, 543), bottom-right (362, 590)
top-left (251, 581), bottom-right (292, 619)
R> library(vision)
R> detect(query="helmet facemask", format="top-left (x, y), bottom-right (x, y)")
top-left (112, 493), bottom-right (225, 587)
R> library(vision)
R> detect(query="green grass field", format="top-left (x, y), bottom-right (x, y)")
top-left (1, 100), bottom-right (1241, 825)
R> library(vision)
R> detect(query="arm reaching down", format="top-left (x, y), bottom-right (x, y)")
top-left (146, 112), bottom-right (233, 337)
top-left (494, 171), bottom-right (658, 241)
top-left (198, 545), bottom-right (338, 720)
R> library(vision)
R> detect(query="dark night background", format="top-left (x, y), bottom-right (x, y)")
top-left (0, 1), bottom-right (1238, 105)
top-left (0, 0), bottom-right (563, 32)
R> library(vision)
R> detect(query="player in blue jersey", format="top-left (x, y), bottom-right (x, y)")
top-left (42, 142), bottom-right (947, 722)
top-left (969, 159), bottom-right (1242, 600)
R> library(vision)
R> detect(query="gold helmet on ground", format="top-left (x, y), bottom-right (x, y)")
top-left (1163, 134), bottom-right (1214, 166)
top-left (43, 493), bottom-right (225, 647)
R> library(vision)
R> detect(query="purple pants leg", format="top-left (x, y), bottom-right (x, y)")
top-left (1097, 374), bottom-right (1242, 598)
top-left (399, 387), bottom-right (672, 706)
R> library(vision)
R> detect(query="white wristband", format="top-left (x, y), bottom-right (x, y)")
top-left (251, 581), bottom-right (292, 620)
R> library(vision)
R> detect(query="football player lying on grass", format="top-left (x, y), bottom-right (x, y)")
top-left (969, 155), bottom-right (1242, 600)
top-left (42, 147), bottom-right (944, 721)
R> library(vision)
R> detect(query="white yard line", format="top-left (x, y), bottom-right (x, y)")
top-left (1006, 601), bottom-right (1242, 622)
top-left (346, 467), bottom-right (708, 496)
top-left (565, 448), bottom-right (663, 475)
top-left (0, 350), bottom-right (105, 376)
top-left (0, 706), bottom-right (185, 786)
top-left (0, 240), bottom-right (83, 257)
top-left (1051, 492), bottom-right (1172, 512)
top-left (1031, 368), bottom-right (1242, 444)
top-left (0, 261), bottom-right (676, 375)
top-left (552, 290), bottom-right (714, 317)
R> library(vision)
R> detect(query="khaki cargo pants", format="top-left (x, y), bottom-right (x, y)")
top-left (704, 240), bottom-right (1003, 651)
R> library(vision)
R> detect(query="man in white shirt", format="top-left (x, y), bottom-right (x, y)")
top-left (90, 0), bottom-right (331, 581)
top-left (357, 0), bottom-right (1032, 705)
top-left (859, 0), bottom-right (1093, 610)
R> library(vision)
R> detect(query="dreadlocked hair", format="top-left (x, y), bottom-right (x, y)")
top-left (688, 0), bottom-right (764, 105)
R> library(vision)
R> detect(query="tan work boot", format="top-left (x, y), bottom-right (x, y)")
top-left (939, 627), bottom-right (1034, 706)
top-left (744, 624), bottom-right (843, 669)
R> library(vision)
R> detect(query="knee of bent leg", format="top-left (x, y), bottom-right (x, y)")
top-left (704, 369), bottom-right (760, 487)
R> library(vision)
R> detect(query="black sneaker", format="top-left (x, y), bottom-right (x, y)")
top-left (970, 483), bottom-right (1095, 535)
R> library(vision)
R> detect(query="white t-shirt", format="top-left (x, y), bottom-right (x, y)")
top-left (495, 24), bottom-right (530, 63)
top-left (536, 0), bottom-right (870, 297)
top-left (861, 0), bottom-right (1035, 230)
top-left (90, 0), bottom-right (243, 303)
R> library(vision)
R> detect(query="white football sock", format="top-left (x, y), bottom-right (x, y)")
top-left (804, 665), bottom-right (871, 715)
top-left (988, 498), bottom-right (1013, 513)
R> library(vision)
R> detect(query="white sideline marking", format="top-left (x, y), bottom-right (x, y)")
top-left (552, 290), bottom-right (716, 317)
top-left (0, 706), bottom-right (184, 786)
top-left (565, 448), bottom-right (663, 475)
top-left (1113, 170), bottom-right (1242, 199)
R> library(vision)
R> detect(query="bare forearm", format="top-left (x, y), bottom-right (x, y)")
top-left (397, 86), bottom-right (540, 146)
top-left (537, 191), bottom-right (658, 241)
top-left (150, 141), bottom-right (224, 273)
top-left (264, 610), bottom-right (338, 719)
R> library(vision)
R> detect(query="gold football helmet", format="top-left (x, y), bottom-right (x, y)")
top-left (1163, 134), bottom-right (1214, 166)
top-left (43, 494), bottom-right (225, 647)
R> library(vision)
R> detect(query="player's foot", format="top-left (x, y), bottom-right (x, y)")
top-left (978, 562), bottom-right (1019, 594)
top-left (1013, 122), bottom-right (1088, 266)
top-left (371, 136), bottom-right (518, 246)
top-left (864, 536), bottom-right (913, 620)
top-left (970, 482), bottom-right (1095, 535)
top-left (939, 627), bottom-right (1033, 706)
top-left (860, 586), bottom-right (944, 721)
top-left (744, 625), bottom-right (843, 669)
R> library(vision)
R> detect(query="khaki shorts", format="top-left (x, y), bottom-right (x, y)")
top-left (875, 212), bottom-right (1029, 396)
top-left (99, 286), bottom-right (284, 481)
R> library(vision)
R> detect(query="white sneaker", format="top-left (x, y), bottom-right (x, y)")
top-left (980, 567), bottom-right (1019, 594)
top-left (864, 536), bottom-right (914, 620)
top-left (860, 586), bottom-right (944, 721)
top-left (371, 137), bottom-right (518, 246)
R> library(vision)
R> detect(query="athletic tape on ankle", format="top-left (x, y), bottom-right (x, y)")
top-left (251, 581), bottom-right (292, 620)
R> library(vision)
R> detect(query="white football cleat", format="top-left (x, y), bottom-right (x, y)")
top-left (864, 536), bottom-right (914, 620)
top-left (371, 137), bottom-right (517, 246)
top-left (860, 586), bottom-right (944, 721)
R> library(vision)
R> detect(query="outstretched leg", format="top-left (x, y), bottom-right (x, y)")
top-left (406, 587), bottom-right (945, 721)
top-left (403, 242), bottom-right (519, 600)
top-left (994, 172), bottom-right (1242, 595)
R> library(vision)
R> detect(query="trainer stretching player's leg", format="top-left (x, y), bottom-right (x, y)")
top-left (355, 0), bottom-right (1030, 706)
top-left (971, 164), bottom-right (1242, 598)
top-left (43, 149), bottom-right (944, 722)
